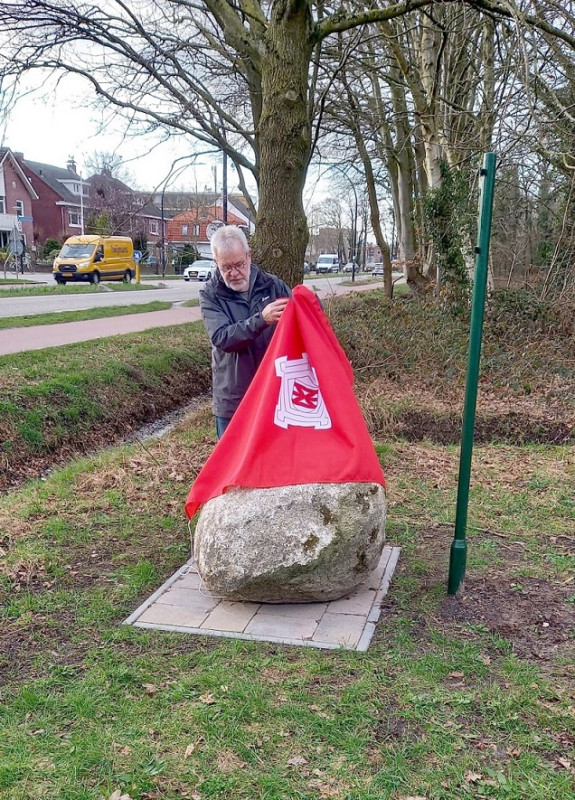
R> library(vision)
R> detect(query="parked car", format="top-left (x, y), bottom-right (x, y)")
top-left (343, 261), bottom-right (359, 273)
top-left (183, 259), bottom-right (216, 281)
top-left (316, 254), bottom-right (340, 273)
top-left (303, 261), bottom-right (310, 274)
top-left (372, 263), bottom-right (384, 277)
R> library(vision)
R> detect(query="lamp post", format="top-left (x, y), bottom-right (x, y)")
top-left (212, 150), bottom-right (229, 224)
top-left (80, 179), bottom-right (85, 235)
top-left (159, 152), bottom-right (214, 276)
top-left (326, 165), bottom-right (359, 281)
top-left (222, 150), bottom-right (228, 224)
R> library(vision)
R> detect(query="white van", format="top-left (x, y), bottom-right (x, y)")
top-left (316, 254), bottom-right (340, 273)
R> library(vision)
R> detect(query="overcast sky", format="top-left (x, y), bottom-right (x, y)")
top-left (1, 72), bottom-right (331, 214)
top-left (0, 73), bottom-right (236, 196)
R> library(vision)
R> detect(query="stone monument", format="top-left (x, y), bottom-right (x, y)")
top-left (193, 481), bottom-right (386, 602)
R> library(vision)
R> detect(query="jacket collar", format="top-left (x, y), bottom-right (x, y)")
top-left (214, 264), bottom-right (272, 297)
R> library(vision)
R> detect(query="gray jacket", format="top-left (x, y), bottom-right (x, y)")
top-left (199, 264), bottom-right (292, 417)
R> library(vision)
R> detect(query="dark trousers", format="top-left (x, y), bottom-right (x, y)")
top-left (215, 416), bottom-right (232, 440)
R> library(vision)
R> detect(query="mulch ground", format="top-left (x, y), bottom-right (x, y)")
top-left (377, 524), bottom-right (574, 676)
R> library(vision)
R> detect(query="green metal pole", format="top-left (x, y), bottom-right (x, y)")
top-left (448, 153), bottom-right (497, 595)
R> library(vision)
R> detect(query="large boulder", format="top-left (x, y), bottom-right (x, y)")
top-left (193, 482), bottom-right (386, 602)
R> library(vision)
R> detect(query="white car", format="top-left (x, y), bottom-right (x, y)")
top-left (372, 263), bottom-right (384, 277)
top-left (183, 259), bottom-right (216, 281)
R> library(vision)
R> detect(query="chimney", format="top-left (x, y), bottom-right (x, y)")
top-left (67, 156), bottom-right (77, 173)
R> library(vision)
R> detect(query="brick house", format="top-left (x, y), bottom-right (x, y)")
top-left (0, 148), bottom-right (38, 251)
top-left (18, 155), bottom-right (86, 246)
top-left (165, 200), bottom-right (252, 258)
top-left (87, 170), bottom-right (163, 245)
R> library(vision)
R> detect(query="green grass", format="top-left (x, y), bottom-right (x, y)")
top-left (0, 323), bottom-right (211, 483)
top-left (0, 302), bottom-right (172, 329)
top-left (0, 288), bottom-right (573, 798)
top-left (0, 282), bottom-right (158, 298)
top-left (140, 274), bottom-right (186, 281)
top-left (0, 426), bottom-right (572, 799)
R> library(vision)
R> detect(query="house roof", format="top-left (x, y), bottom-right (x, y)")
top-left (136, 201), bottom-right (163, 219)
top-left (147, 191), bottom-right (255, 226)
top-left (87, 169), bottom-right (133, 195)
top-left (166, 204), bottom-right (246, 242)
top-left (0, 149), bottom-right (40, 200)
top-left (22, 158), bottom-right (81, 203)
top-left (228, 194), bottom-right (256, 224)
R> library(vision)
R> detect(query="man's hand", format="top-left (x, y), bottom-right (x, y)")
top-left (262, 297), bottom-right (290, 325)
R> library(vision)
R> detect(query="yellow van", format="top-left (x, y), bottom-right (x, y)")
top-left (53, 235), bottom-right (134, 284)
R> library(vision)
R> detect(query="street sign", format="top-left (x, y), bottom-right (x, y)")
top-left (133, 250), bottom-right (142, 262)
top-left (17, 216), bottom-right (33, 221)
top-left (10, 240), bottom-right (24, 256)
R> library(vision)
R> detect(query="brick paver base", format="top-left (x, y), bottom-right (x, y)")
top-left (125, 547), bottom-right (400, 651)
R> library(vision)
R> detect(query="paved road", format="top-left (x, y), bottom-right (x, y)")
top-left (0, 275), bottom-right (383, 355)
top-left (0, 274), bottom-right (204, 317)
top-left (0, 272), bottom-right (373, 318)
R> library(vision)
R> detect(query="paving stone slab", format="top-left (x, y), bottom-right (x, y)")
top-left (125, 546), bottom-right (401, 651)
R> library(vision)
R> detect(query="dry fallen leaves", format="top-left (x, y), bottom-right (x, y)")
top-left (184, 742), bottom-right (203, 759)
top-left (287, 755), bottom-right (309, 767)
top-left (109, 791), bottom-right (133, 800)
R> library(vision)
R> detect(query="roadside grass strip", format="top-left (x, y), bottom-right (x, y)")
top-left (0, 302), bottom-right (172, 329)
top-left (0, 283), bottom-right (158, 298)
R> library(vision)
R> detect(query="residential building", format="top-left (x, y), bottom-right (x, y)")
top-left (18, 155), bottom-right (86, 245)
top-left (0, 148), bottom-right (38, 251)
top-left (86, 170), bottom-right (163, 245)
top-left (165, 204), bottom-right (248, 258)
top-left (150, 191), bottom-right (255, 237)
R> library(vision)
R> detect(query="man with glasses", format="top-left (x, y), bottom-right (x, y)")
top-left (200, 225), bottom-right (292, 438)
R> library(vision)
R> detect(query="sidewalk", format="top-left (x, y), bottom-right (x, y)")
top-left (0, 280), bottom-right (381, 356)
top-left (0, 307), bottom-right (203, 356)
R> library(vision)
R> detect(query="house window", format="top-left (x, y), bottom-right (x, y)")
top-left (181, 224), bottom-right (188, 236)
top-left (15, 200), bottom-right (24, 216)
top-left (68, 210), bottom-right (81, 226)
top-left (149, 220), bottom-right (159, 235)
top-left (0, 196), bottom-right (5, 214)
top-left (194, 224), bottom-right (200, 236)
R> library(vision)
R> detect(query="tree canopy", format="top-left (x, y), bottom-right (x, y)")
top-left (0, 1), bottom-right (573, 288)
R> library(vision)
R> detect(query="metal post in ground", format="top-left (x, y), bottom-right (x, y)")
top-left (448, 152), bottom-right (497, 596)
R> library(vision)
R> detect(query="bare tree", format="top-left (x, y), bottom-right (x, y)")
top-left (0, 0), bottom-right (573, 286)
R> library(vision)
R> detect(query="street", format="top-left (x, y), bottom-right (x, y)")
top-left (0, 272), bottom-right (375, 319)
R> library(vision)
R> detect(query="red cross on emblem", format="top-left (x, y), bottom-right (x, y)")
top-left (292, 381), bottom-right (318, 410)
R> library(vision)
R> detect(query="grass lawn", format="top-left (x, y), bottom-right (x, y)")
top-left (0, 290), bottom-right (573, 799)
top-left (0, 302), bottom-right (173, 330)
top-left (0, 283), bottom-right (158, 298)
top-left (140, 275), bottom-right (186, 281)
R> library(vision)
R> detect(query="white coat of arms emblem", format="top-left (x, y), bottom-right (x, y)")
top-left (274, 353), bottom-right (332, 429)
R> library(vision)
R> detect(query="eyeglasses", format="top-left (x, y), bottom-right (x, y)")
top-left (218, 258), bottom-right (248, 275)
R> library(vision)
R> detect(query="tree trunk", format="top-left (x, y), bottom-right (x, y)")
top-left (252, 2), bottom-right (313, 287)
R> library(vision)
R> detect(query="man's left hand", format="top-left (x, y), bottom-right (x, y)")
top-left (262, 297), bottom-right (290, 325)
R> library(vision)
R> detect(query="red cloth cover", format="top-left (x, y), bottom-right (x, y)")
top-left (185, 284), bottom-right (385, 518)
